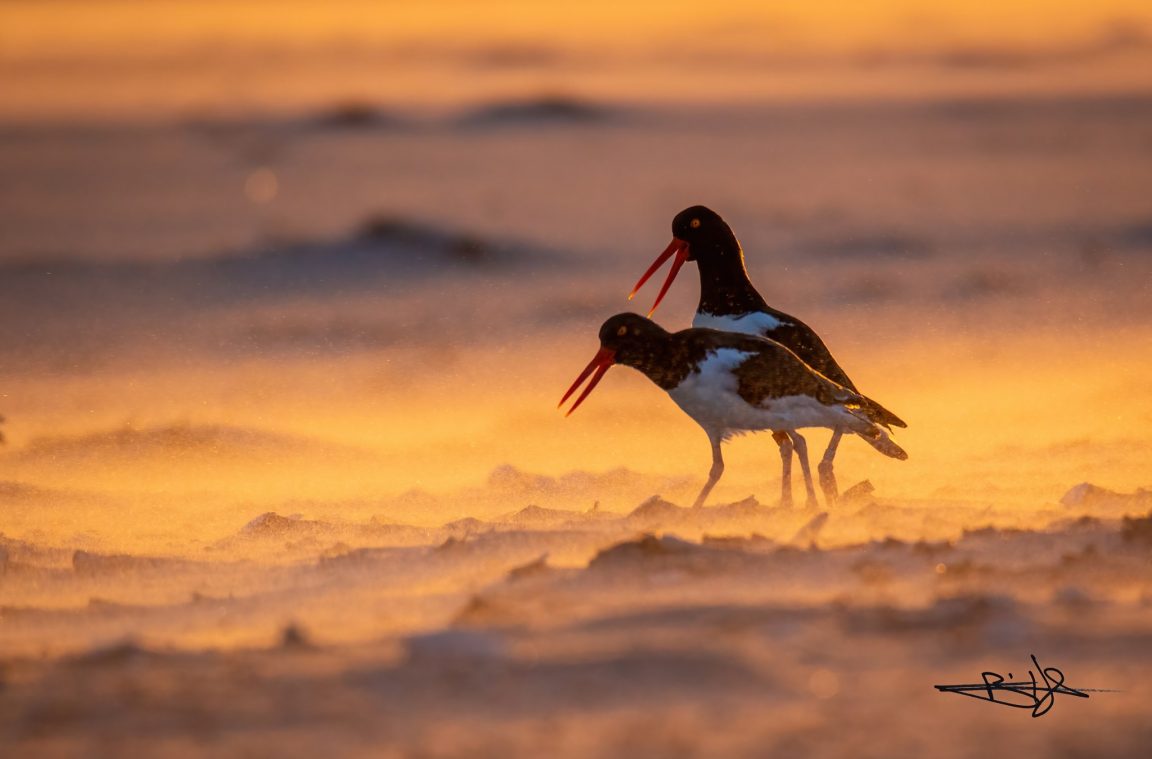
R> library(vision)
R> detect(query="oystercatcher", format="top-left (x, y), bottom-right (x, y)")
top-left (559, 314), bottom-right (907, 509)
top-left (628, 206), bottom-right (906, 504)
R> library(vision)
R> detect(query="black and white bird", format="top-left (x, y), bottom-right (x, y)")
top-left (628, 205), bottom-right (906, 505)
top-left (560, 313), bottom-right (907, 509)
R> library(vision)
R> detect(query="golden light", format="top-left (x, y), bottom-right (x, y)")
top-left (1, 2), bottom-right (1151, 752)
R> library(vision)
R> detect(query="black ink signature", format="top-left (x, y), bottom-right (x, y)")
top-left (935, 655), bottom-right (1116, 718)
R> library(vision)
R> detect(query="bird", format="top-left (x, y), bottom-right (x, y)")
top-left (628, 205), bottom-right (906, 505)
top-left (559, 313), bottom-right (907, 509)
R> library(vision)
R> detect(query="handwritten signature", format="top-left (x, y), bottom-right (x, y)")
top-left (935, 655), bottom-right (1115, 718)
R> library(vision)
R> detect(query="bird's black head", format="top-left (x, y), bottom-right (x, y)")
top-left (670, 206), bottom-right (739, 262)
top-left (559, 313), bottom-right (670, 416)
top-left (597, 313), bottom-right (668, 355)
top-left (628, 205), bottom-right (748, 316)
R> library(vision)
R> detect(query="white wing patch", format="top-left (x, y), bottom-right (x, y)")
top-left (667, 349), bottom-right (755, 438)
top-left (693, 311), bottom-right (787, 338)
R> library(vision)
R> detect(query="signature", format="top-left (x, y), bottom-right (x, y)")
top-left (935, 655), bottom-right (1115, 718)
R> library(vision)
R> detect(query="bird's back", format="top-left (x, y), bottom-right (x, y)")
top-left (693, 307), bottom-right (857, 391)
top-left (671, 327), bottom-right (846, 404)
top-left (692, 308), bottom-right (907, 428)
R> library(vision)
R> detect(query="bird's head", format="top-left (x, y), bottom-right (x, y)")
top-left (558, 313), bottom-right (668, 416)
top-left (670, 205), bottom-right (736, 258)
top-left (629, 205), bottom-right (741, 316)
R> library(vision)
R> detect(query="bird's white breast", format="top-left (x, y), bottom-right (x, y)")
top-left (667, 349), bottom-right (760, 436)
top-left (693, 311), bottom-right (786, 338)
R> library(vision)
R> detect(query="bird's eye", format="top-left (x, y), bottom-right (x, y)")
top-left (617, 326), bottom-right (628, 336)
top-left (690, 218), bottom-right (701, 229)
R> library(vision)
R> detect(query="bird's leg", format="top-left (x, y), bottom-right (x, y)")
top-left (787, 431), bottom-right (819, 508)
top-left (818, 428), bottom-right (843, 505)
top-left (772, 430), bottom-right (793, 509)
top-left (691, 434), bottom-right (725, 509)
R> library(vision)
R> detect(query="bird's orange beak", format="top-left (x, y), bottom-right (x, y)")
top-left (628, 238), bottom-right (690, 317)
top-left (558, 347), bottom-right (617, 417)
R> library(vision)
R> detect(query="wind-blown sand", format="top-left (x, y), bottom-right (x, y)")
top-left (2, 97), bottom-right (1151, 756)
top-left (3, 492), bottom-right (1152, 756)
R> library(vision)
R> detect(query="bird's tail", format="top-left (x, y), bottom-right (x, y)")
top-left (845, 411), bottom-right (908, 460)
top-left (859, 394), bottom-right (906, 429)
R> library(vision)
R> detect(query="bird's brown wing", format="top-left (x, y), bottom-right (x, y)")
top-left (719, 335), bottom-right (856, 408)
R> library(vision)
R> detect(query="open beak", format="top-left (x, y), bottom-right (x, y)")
top-left (558, 346), bottom-right (617, 417)
top-left (628, 238), bottom-right (690, 317)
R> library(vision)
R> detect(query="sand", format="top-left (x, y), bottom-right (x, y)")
top-left (2, 95), bottom-right (1151, 756)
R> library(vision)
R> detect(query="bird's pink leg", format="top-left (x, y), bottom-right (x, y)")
top-left (692, 434), bottom-right (725, 509)
top-left (787, 431), bottom-right (819, 508)
top-left (818, 429), bottom-right (843, 505)
top-left (772, 431), bottom-right (793, 508)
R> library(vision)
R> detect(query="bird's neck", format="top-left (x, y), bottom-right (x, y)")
top-left (695, 244), bottom-right (768, 317)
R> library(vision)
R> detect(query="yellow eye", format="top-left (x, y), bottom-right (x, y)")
top-left (690, 218), bottom-right (701, 229)
top-left (617, 326), bottom-right (628, 336)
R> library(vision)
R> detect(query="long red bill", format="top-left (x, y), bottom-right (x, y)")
top-left (558, 347), bottom-right (616, 417)
top-left (627, 238), bottom-right (690, 317)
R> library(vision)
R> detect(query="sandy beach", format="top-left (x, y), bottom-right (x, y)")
top-left (3, 3), bottom-right (1152, 755)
